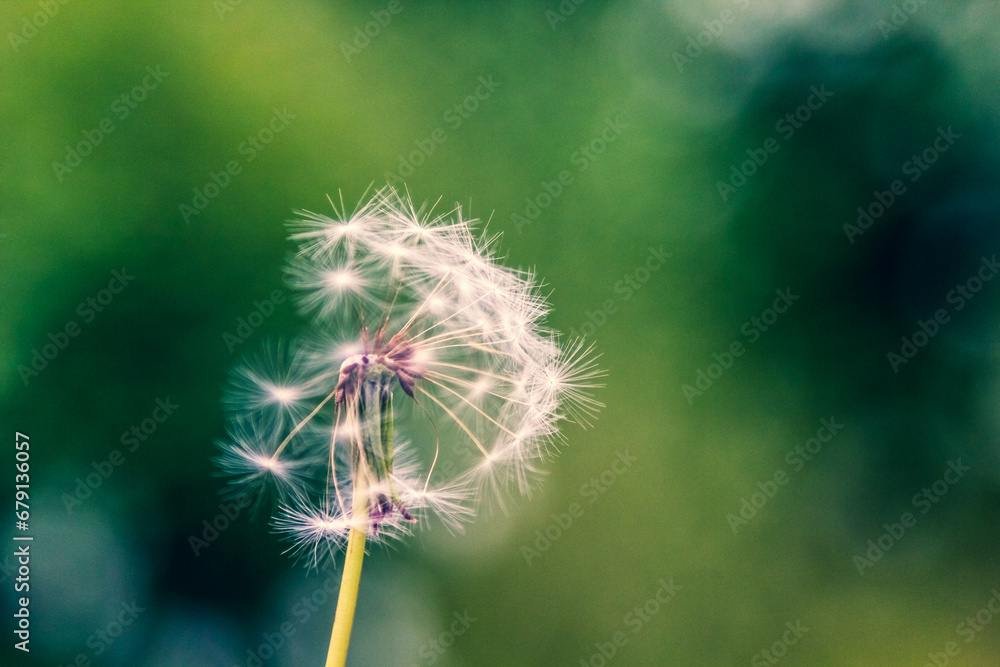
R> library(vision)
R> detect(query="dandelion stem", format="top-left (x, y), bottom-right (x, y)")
top-left (327, 372), bottom-right (394, 667)
top-left (326, 474), bottom-right (368, 667)
top-left (325, 523), bottom-right (366, 667)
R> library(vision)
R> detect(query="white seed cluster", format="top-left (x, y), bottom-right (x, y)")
top-left (217, 187), bottom-right (602, 567)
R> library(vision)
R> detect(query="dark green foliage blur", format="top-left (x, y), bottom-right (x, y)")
top-left (3, 1), bottom-right (1000, 665)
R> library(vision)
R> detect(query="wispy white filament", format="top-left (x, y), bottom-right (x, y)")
top-left (217, 186), bottom-right (603, 566)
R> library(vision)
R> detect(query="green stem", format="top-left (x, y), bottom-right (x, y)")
top-left (325, 521), bottom-right (367, 667)
top-left (327, 370), bottom-right (396, 666)
top-left (326, 467), bottom-right (369, 667)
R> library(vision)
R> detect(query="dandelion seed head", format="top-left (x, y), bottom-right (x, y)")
top-left (218, 186), bottom-right (603, 567)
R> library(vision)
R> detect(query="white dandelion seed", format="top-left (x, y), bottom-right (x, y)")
top-left (215, 417), bottom-right (318, 506)
top-left (218, 185), bottom-right (604, 566)
top-left (223, 343), bottom-right (320, 436)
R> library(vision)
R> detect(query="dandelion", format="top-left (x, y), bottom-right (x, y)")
top-left (217, 186), bottom-right (603, 666)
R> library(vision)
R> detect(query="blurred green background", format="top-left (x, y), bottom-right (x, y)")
top-left (3, 1), bottom-right (1000, 665)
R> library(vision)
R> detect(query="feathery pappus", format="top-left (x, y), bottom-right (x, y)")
top-left (217, 186), bottom-right (603, 567)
